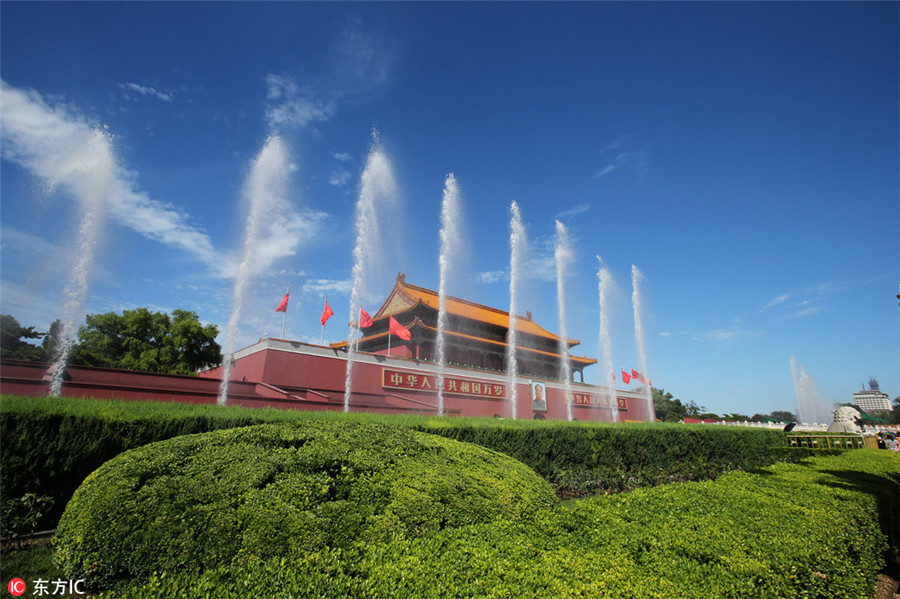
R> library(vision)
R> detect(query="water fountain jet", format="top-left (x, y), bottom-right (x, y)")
top-left (631, 265), bottom-right (655, 420)
top-left (436, 173), bottom-right (464, 416)
top-left (596, 256), bottom-right (618, 421)
top-left (344, 133), bottom-right (399, 412)
top-left (790, 356), bottom-right (835, 425)
top-left (218, 134), bottom-right (292, 406)
top-left (48, 128), bottom-right (116, 396)
top-left (506, 201), bottom-right (527, 419)
top-left (554, 221), bottom-right (574, 421)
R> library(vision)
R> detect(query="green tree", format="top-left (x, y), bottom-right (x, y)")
top-left (769, 410), bottom-right (796, 423)
top-left (72, 308), bottom-right (221, 375)
top-left (41, 319), bottom-right (64, 361)
top-left (684, 400), bottom-right (707, 418)
top-left (750, 410), bottom-right (796, 423)
top-left (652, 387), bottom-right (687, 422)
top-left (889, 397), bottom-right (900, 425)
top-left (0, 314), bottom-right (47, 361)
top-left (722, 413), bottom-right (751, 421)
top-left (697, 412), bottom-right (722, 420)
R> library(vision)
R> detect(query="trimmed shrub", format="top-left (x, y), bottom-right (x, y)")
top-left (0, 396), bottom-right (276, 531)
top-left (53, 421), bottom-right (556, 589)
top-left (424, 420), bottom-right (785, 495)
top-left (1, 395), bottom-right (786, 533)
top-left (105, 450), bottom-right (899, 599)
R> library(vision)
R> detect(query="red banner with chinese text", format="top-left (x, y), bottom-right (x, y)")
top-left (569, 392), bottom-right (626, 409)
top-left (382, 368), bottom-right (508, 400)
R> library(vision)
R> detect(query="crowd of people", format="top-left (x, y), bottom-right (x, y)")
top-left (876, 432), bottom-right (900, 451)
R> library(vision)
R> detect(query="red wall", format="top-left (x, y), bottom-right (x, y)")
top-left (203, 345), bottom-right (653, 422)
top-left (3, 348), bottom-right (654, 423)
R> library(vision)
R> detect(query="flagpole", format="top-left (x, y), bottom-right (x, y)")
top-left (321, 296), bottom-right (327, 345)
top-left (281, 286), bottom-right (289, 339)
top-left (387, 332), bottom-right (392, 357)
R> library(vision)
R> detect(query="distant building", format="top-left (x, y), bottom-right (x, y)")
top-left (853, 378), bottom-right (892, 414)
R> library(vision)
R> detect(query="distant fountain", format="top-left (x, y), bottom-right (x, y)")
top-left (506, 201), bottom-right (527, 419)
top-left (436, 173), bottom-right (463, 416)
top-left (631, 265), bottom-right (655, 420)
top-left (596, 256), bottom-right (618, 421)
top-left (218, 134), bottom-right (292, 406)
top-left (48, 128), bottom-right (116, 396)
top-left (344, 133), bottom-right (398, 412)
top-left (790, 356), bottom-right (835, 425)
top-left (555, 221), bottom-right (574, 421)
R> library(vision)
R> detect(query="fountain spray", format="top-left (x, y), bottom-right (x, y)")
top-left (506, 201), bottom-right (527, 419)
top-left (555, 220), bottom-right (574, 421)
top-left (218, 134), bottom-right (291, 406)
top-left (631, 265), bottom-right (655, 420)
top-left (596, 256), bottom-right (618, 421)
top-left (436, 173), bottom-right (463, 416)
top-left (790, 356), bottom-right (834, 425)
top-left (48, 129), bottom-right (116, 396)
top-left (344, 132), bottom-right (398, 412)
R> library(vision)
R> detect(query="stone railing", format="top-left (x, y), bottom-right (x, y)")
top-left (786, 434), bottom-right (874, 449)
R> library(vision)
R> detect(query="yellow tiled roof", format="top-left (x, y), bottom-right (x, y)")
top-left (334, 316), bottom-right (596, 366)
top-left (373, 274), bottom-right (580, 347)
top-left (412, 318), bottom-right (596, 365)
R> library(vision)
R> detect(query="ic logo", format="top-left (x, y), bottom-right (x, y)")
top-left (7, 578), bottom-right (26, 596)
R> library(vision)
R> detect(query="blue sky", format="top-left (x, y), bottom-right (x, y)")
top-left (1, 2), bottom-right (897, 418)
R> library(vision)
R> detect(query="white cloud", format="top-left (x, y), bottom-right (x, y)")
top-left (263, 19), bottom-right (394, 131)
top-left (264, 73), bottom-right (336, 129)
top-left (333, 151), bottom-right (352, 162)
top-left (302, 278), bottom-right (352, 296)
top-left (554, 203), bottom-right (590, 220)
top-left (1, 81), bottom-right (333, 281)
top-left (0, 279), bottom-right (65, 330)
top-left (118, 82), bottom-right (174, 102)
top-left (0, 226), bottom-right (57, 257)
top-left (761, 293), bottom-right (792, 311)
top-left (477, 270), bottom-right (507, 284)
top-left (1, 80), bottom-right (219, 267)
top-left (329, 169), bottom-right (352, 187)
top-left (694, 328), bottom-right (761, 343)
top-left (594, 165), bottom-right (617, 178)
top-left (336, 19), bottom-right (395, 93)
top-left (776, 305), bottom-right (825, 320)
top-left (528, 234), bottom-right (563, 283)
top-left (263, 268), bottom-right (308, 279)
top-left (111, 176), bottom-right (219, 265)
top-left (594, 134), bottom-right (652, 180)
top-left (477, 234), bottom-right (558, 285)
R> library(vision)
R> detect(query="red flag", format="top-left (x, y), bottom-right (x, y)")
top-left (320, 300), bottom-right (334, 326)
top-left (275, 291), bottom-right (289, 313)
top-left (389, 316), bottom-right (411, 341)
top-left (359, 307), bottom-right (373, 328)
top-left (621, 369), bottom-right (632, 384)
top-left (630, 369), bottom-right (650, 385)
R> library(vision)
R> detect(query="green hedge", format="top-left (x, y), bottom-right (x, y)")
top-left (423, 419), bottom-right (786, 495)
top-left (102, 450), bottom-right (899, 599)
top-left (0, 395), bottom-right (787, 533)
top-left (0, 396), bottom-right (282, 531)
top-left (54, 421), bottom-right (556, 589)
